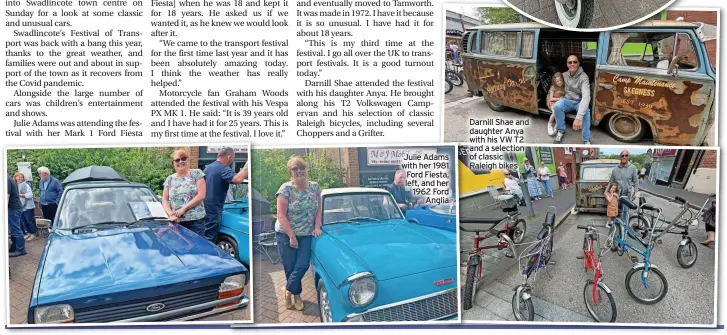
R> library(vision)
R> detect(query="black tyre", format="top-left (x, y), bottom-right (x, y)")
top-left (555, 0), bottom-right (594, 29)
top-left (446, 70), bottom-right (463, 86)
top-left (608, 224), bottom-right (623, 255)
top-left (583, 280), bottom-right (617, 323)
top-left (511, 219), bottom-right (527, 244)
top-left (217, 235), bottom-right (240, 261)
top-left (511, 288), bottom-right (535, 321)
top-left (317, 279), bottom-right (334, 322)
top-left (444, 78), bottom-right (453, 94)
top-left (543, 235), bottom-right (554, 265)
top-left (677, 241), bottom-right (698, 268)
top-left (624, 266), bottom-right (668, 304)
top-left (485, 99), bottom-right (507, 112)
top-left (462, 256), bottom-right (480, 310)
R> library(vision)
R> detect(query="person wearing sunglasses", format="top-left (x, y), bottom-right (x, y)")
top-left (605, 150), bottom-right (639, 225)
top-left (552, 55), bottom-right (591, 145)
top-left (275, 156), bottom-right (322, 311)
top-left (162, 149), bottom-right (207, 236)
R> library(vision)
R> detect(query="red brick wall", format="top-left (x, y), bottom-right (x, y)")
top-left (345, 148), bottom-right (360, 187)
top-left (699, 150), bottom-right (717, 169)
top-left (666, 10), bottom-right (718, 67)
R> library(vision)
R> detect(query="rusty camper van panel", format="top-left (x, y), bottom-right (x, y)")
top-left (461, 20), bottom-right (716, 146)
top-left (575, 159), bottom-right (620, 213)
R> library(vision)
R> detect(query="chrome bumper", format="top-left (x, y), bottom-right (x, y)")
top-left (342, 288), bottom-right (458, 322)
top-left (118, 293), bottom-right (249, 322)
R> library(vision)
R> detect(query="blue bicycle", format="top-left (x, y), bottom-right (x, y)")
top-left (606, 196), bottom-right (668, 304)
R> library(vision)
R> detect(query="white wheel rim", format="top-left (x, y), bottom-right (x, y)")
top-left (218, 242), bottom-right (235, 257)
top-left (319, 287), bottom-right (333, 322)
top-left (556, 0), bottom-right (582, 28)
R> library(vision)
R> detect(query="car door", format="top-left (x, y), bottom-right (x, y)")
top-left (464, 29), bottom-right (539, 113)
top-left (593, 29), bottom-right (716, 145)
top-left (576, 164), bottom-right (615, 212)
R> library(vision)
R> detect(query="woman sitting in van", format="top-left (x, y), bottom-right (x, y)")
top-left (546, 72), bottom-right (566, 136)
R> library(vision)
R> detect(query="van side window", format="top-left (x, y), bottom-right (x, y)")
top-left (607, 31), bottom-right (698, 71)
top-left (673, 33), bottom-right (699, 70)
top-left (481, 31), bottom-right (518, 57)
top-left (520, 32), bottom-right (534, 59)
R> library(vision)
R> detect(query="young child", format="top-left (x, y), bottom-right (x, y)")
top-left (605, 184), bottom-right (619, 228)
top-left (547, 72), bottom-right (566, 136)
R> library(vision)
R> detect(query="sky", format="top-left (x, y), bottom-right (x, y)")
top-left (599, 148), bottom-right (649, 156)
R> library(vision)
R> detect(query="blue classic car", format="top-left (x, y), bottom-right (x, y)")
top-left (28, 166), bottom-right (249, 324)
top-left (312, 188), bottom-right (459, 323)
top-left (216, 184), bottom-right (251, 268)
top-left (405, 200), bottom-right (457, 232)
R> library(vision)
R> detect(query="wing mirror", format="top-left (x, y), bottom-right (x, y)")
top-left (667, 56), bottom-right (682, 76)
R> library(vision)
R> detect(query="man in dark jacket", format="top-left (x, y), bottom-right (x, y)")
top-left (202, 147), bottom-right (249, 243)
top-left (8, 175), bottom-right (26, 257)
top-left (553, 55), bottom-right (591, 145)
top-left (606, 150), bottom-right (639, 224)
top-left (385, 170), bottom-right (420, 214)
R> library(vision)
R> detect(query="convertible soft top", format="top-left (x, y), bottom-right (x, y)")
top-left (62, 166), bottom-right (128, 184)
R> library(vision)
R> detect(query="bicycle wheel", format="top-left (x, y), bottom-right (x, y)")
top-left (607, 224), bottom-right (622, 254)
top-left (511, 287), bottom-right (535, 321)
top-left (512, 218), bottom-right (527, 244)
top-left (445, 70), bottom-right (463, 86)
top-left (583, 280), bottom-right (617, 323)
top-left (677, 241), bottom-right (698, 268)
top-left (444, 78), bottom-right (453, 94)
top-left (543, 235), bottom-right (554, 265)
top-left (625, 266), bottom-right (668, 304)
top-left (462, 256), bottom-right (480, 310)
top-left (628, 216), bottom-right (650, 241)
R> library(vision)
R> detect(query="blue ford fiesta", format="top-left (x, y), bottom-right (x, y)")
top-left (312, 188), bottom-right (459, 323)
top-left (28, 166), bottom-right (249, 324)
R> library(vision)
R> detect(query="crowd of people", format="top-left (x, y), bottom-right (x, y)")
top-left (6, 147), bottom-right (249, 258)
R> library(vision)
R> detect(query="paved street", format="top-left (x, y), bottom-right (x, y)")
top-left (640, 180), bottom-right (714, 209)
top-left (7, 235), bottom-right (251, 324)
top-left (464, 193), bottom-right (716, 324)
top-left (459, 185), bottom-right (575, 290)
top-left (505, 0), bottom-right (672, 29)
top-left (444, 96), bottom-right (652, 145)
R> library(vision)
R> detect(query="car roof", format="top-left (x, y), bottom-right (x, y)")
top-left (322, 187), bottom-right (391, 196)
top-left (581, 159), bottom-right (621, 165)
top-left (65, 181), bottom-right (151, 190)
top-left (468, 20), bottom-right (698, 31)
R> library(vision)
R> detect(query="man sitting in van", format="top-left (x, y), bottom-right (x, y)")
top-left (553, 55), bottom-right (591, 145)
top-left (656, 37), bottom-right (674, 69)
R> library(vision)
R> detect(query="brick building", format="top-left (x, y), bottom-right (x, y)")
top-left (552, 147), bottom-right (600, 187)
top-left (666, 10), bottom-right (718, 67)
top-left (184, 145), bottom-right (249, 173)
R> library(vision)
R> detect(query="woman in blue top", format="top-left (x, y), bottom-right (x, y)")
top-left (522, 159), bottom-right (542, 201)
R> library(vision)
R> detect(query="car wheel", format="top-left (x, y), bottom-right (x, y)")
top-left (217, 236), bottom-right (239, 260)
top-left (555, 0), bottom-right (594, 29)
top-left (606, 113), bottom-right (646, 143)
top-left (317, 279), bottom-right (334, 322)
top-left (485, 99), bottom-right (507, 112)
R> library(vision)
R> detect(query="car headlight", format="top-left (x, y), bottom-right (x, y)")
top-left (349, 277), bottom-right (376, 307)
top-left (219, 274), bottom-right (244, 293)
top-left (34, 304), bottom-right (74, 324)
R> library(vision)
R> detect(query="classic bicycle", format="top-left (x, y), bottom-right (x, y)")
top-left (508, 206), bottom-right (556, 321)
top-left (459, 197), bottom-right (527, 310)
top-left (576, 222), bottom-right (617, 322)
top-left (606, 197), bottom-right (668, 304)
top-left (629, 193), bottom-right (716, 268)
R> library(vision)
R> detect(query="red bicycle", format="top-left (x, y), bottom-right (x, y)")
top-left (459, 205), bottom-right (526, 310)
top-left (576, 222), bottom-right (617, 322)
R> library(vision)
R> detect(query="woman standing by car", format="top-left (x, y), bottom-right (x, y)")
top-left (162, 149), bottom-right (207, 236)
top-left (276, 156), bottom-right (323, 312)
top-left (14, 172), bottom-right (38, 241)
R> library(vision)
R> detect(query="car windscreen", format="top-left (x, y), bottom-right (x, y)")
top-left (322, 193), bottom-right (403, 225)
top-left (581, 167), bottom-right (615, 181)
top-left (57, 186), bottom-right (161, 229)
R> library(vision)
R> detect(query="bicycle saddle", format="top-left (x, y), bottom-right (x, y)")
top-left (674, 196), bottom-right (687, 204)
top-left (543, 211), bottom-right (555, 227)
top-left (637, 196), bottom-right (657, 211)
top-left (619, 197), bottom-right (638, 210)
top-left (537, 227), bottom-right (549, 239)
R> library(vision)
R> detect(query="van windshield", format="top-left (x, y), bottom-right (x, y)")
top-left (581, 167), bottom-right (615, 181)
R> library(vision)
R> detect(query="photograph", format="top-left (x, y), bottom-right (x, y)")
top-left (5, 145), bottom-right (253, 325)
top-left (444, 6), bottom-right (718, 146)
top-left (458, 145), bottom-right (717, 325)
top-left (250, 145), bottom-right (460, 323)
top-left (503, 0), bottom-right (676, 30)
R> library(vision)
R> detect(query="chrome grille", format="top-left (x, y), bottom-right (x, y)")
top-left (361, 289), bottom-right (458, 322)
top-left (73, 285), bottom-right (219, 323)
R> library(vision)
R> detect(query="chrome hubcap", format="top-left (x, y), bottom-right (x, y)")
top-left (319, 287), bottom-right (333, 322)
top-left (218, 242), bottom-right (235, 257)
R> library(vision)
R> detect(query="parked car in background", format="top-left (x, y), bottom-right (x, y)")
top-left (575, 159), bottom-right (620, 213)
top-left (29, 166), bottom-right (249, 324)
top-left (312, 188), bottom-right (458, 323)
top-left (405, 200), bottom-right (457, 232)
top-left (217, 184), bottom-right (251, 268)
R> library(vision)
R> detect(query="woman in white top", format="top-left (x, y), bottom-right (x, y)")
top-left (538, 161), bottom-right (554, 198)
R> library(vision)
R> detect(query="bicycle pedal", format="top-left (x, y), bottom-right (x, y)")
top-left (504, 252), bottom-right (514, 258)
top-left (629, 256), bottom-right (638, 263)
top-left (576, 256), bottom-right (584, 259)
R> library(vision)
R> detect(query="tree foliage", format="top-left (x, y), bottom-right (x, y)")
top-left (252, 149), bottom-right (347, 214)
top-left (476, 7), bottom-right (520, 25)
top-left (601, 153), bottom-right (647, 170)
top-left (6, 147), bottom-right (175, 195)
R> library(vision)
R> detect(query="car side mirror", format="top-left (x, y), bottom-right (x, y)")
top-left (667, 56), bottom-right (681, 76)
